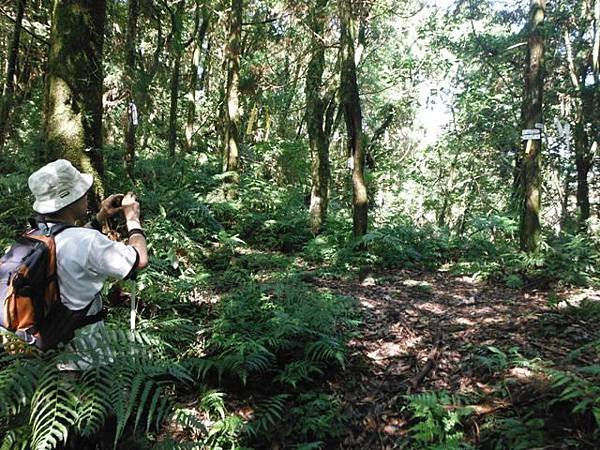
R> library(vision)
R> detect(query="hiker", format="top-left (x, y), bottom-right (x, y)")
top-left (27, 159), bottom-right (148, 367)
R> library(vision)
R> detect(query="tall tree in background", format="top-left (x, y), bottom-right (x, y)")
top-left (0, 0), bottom-right (27, 152)
top-left (43, 0), bottom-right (107, 194)
top-left (168, 0), bottom-right (185, 157)
top-left (519, 0), bottom-right (546, 252)
top-left (124, 0), bottom-right (139, 179)
top-left (340, 0), bottom-right (368, 237)
top-left (185, 2), bottom-right (210, 152)
top-left (222, 0), bottom-right (242, 195)
top-left (306, 0), bottom-right (332, 234)
top-left (562, 0), bottom-right (600, 231)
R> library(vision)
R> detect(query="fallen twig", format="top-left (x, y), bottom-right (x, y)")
top-left (407, 320), bottom-right (442, 394)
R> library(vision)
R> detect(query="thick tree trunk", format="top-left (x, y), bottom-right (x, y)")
top-left (340, 0), bottom-right (367, 238)
top-left (222, 0), bottom-right (242, 196)
top-left (519, 0), bottom-right (545, 252)
top-left (0, 0), bottom-right (27, 152)
top-left (124, 0), bottom-right (139, 179)
top-left (43, 0), bottom-right (106, 201)
top-left (306, 0), bottom-right (330, 234)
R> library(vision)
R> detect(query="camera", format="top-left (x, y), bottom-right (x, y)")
top-left (112, 196), bottom-right (123, 207)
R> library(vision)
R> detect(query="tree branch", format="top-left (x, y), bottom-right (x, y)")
top-left (0, 6), bottom-right (48, 45)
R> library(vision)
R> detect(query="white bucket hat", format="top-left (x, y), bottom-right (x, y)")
top-left (28, 159), bottom-right (93, 214)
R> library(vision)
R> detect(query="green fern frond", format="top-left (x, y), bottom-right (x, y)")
top-left (120, 373), bottom-right (146, 438)
top-left (275, 360), bottom-right (324, 388)
top-left (199, 389), bottom-right (227, 422)
top-left (134, 381), bottom-right (160, 432)
top-left (219, 341), bottom-right (275, 384)
top-left (305, 338), bottom-right (345, 368)
top-left (147, 385), bottom-right (170, 432)
top-left (0, 356), bottom-right (42, 418)
top-left (1, 424), bottom-right (32, 450)
top-left (154, 396), bottom-right (173, 432)
top-left (172, 408), bottom-right (207, 436)
top-left (75, 365), bottom-right (112, 436)
top-left (29, 365), bottom-right (78, 450)
top-left (245, 394), bottom-right (289, 438)
top-left (203, 415), bottom-right (243, 448)
top-left (183, 357), bottom-right (218, 381)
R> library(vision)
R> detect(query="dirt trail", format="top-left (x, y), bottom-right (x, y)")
top-left (314, 269), bottom-right (600, 449)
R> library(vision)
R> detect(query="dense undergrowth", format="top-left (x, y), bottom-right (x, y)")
top-left (1, 147), bottom-right (599, 449)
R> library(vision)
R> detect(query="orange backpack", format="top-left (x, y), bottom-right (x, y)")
top-left (0, 224), bottom-right (71, 350)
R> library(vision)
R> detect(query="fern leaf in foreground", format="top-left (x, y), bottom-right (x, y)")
top-left (0, 356), bottom-right (42, 418)
top-left (30, 365), bottom-right (78, 450)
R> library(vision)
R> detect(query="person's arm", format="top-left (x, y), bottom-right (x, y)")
top-left (122, 192), bottom-right (148, 269)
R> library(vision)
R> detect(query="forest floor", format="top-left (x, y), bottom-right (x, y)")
top-left (310, 269), bottom-right (600, 449)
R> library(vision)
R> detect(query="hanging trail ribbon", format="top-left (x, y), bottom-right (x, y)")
top-left (129, 101), bottom-right (138, 127)
top-left (130, 278), bottom-right (137, 331)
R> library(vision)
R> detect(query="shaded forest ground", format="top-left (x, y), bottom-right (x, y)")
top-left (312, 269), bottom-right (600, 448)
top-left (174, 235), bottom-right (600, 449)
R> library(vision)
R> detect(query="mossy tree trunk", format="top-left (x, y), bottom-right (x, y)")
top-left (306, 0), bottom-right (331, 235)
top-left (222, 0), bottom-right (242, 198)
top-left (43, 0), bottom-right (106, 202)
top-left (340, 0), bottom-right (367, 238)
top-left (0, 0), bottom-right (27, 152)
top-left (519, 0), bottom-right (545, 252)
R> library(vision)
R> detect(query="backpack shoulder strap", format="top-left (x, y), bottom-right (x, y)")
top-left (48, 223), bottom-right (73, 237)
top-left (26, 217), bottom-right (73, 238)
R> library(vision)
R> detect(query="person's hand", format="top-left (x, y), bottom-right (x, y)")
top-left (97, 194), bottom-right (124, 222)
top-left (121, 192), bottom-right (141, 225)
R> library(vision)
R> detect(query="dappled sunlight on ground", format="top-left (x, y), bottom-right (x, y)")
top-left (313, 269), bottom-right (600, 448)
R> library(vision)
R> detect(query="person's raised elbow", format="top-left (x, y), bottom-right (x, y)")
top-left (128, 234), bottom-right (149, 270)
top-left (136, 251), bottom-right (149, 269)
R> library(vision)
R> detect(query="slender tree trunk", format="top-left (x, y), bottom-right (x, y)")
top-left (0, 0), bottom-right (27, 152)
top-left (264, 107), bottom-right (271, 141)
top-left (519, 0), bottom-right (545, 252)
top-left (43, 0), bottom-right (107, 201)
top-left (245, 101), bottom-right (259, 140)
top-left (340, 0), bottom-right (367, 237)
top-left (306, 0), bottom-right (331, 234)
top-left (168, 55), bottom-right (181, 157)
top-left (278, 55), bottom-right (302, 140)
top-left (222, 0), bottom-right (242, 196)
top-left (16, 35), bottom-right (34, 103)
top-left (574, 115), bottom-right (591, 230)
top-left (564, 26), bottom-right (595, 231)
top-left (138, 10), bottom-right (164, 151)
top-left (168, 0), bottom-right (185, 158)
top-left (124, 0), bottom-right (139, 179)
top-left (185, 5), bottom-right (209, 151)
top-left (202, 40), bottom-right (212, 97)
top-left (559, 170), bottom-right (570, 232)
